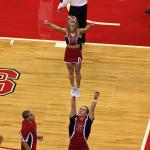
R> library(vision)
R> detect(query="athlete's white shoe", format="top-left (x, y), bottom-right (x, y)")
top-left (75, 88), bottom-right (80, 97)
top-left (70, 87), bottom-right (75, 97)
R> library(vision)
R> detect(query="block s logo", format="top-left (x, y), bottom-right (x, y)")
top-left (0, 68), bottom-right (20, 96)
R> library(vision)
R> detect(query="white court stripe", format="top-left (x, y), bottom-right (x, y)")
top-left (141, 119), bottom-right (150, 150)
top-left (87, 19), bottom-right (120, 26)
top-left (87, 42), bottom-right (150, 49)
top-left (0, 36), bottom-right (150, 49)
top-left (10, 39), bottom-right (15, 45)
top-left (54, 41), bottom-right (66, 48)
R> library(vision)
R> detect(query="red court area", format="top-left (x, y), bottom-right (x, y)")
top-left (0, 0), bottom-right (150, 46)
top-left (144, 131), bottom-right (150, 150)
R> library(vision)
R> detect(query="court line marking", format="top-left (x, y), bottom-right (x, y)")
top-left (0, 36), bottom-right (150, 49)
top-left (141, 119), bottom-right (150, 150)
top-left (87, 19), bottom-right (120, 26)
top-left (10, 39), bottom-right (15, 45)
top-left (66, 3), bottom-right (120, 26)
top-left (54, 41), bottom-right (66, 48)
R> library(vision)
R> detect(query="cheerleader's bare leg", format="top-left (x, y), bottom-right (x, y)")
top-left (75, 63), bottom-right (81, 88)
top-left (66, 63), bottom-right (75, 88)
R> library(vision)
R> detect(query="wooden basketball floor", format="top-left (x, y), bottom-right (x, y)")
top-left (0, 39), bottom-right (150, 150)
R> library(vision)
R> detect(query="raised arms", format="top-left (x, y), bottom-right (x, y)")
top-left (89, 91), bottom-right (100, 120)
top-left (69, 96), bottom-right (77, 118)
top-left (43, 20), bottom-right (66, 34)
top-left (79, 23), bottom-right (95, 33)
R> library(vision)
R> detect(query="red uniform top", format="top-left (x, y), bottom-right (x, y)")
top-left (64, 31), bottom-right (83, 63)
top-left (65, 32), bottom-right (82, 46)
top-left (20, 120), bottom-right (37, 150)
top-left (68, 114), bottom-right (93, 150)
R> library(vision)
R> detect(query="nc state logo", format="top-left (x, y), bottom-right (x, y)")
top-left (0, 68), bottom-right (20, 96)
